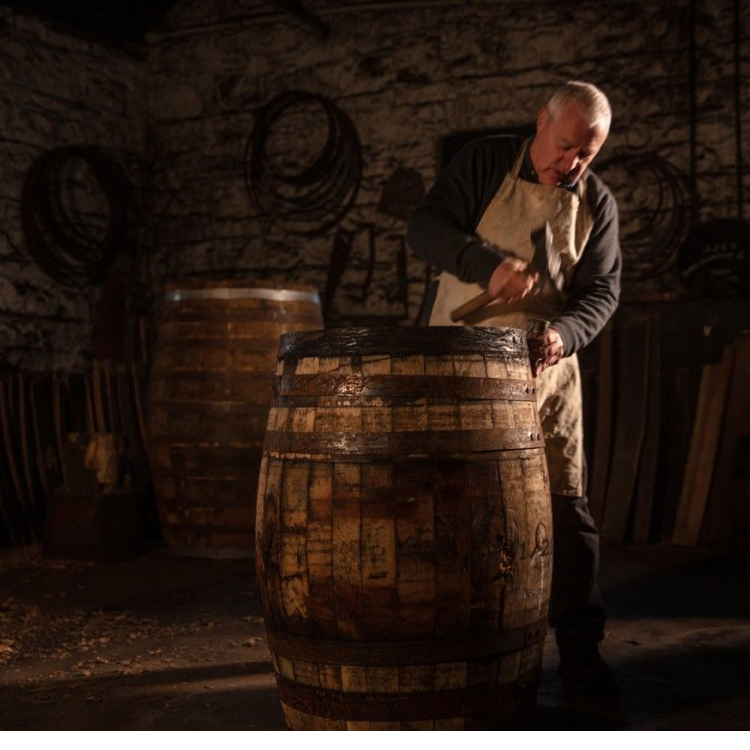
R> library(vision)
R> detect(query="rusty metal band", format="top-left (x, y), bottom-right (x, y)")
top-left (263, 427), bottom-right (544, 455)
top-left (165, 288), bottom-right (321, 303)
top-left (260, 447), bottom-right (545, 465)
top-left (266, 619), bottom-right (546, 666)
top-left (274, 374), bottom-right (536, 401)
top-left (275, 670), bottom-right (541, 722)
top-left (278, 327), bottom-right (528, 360)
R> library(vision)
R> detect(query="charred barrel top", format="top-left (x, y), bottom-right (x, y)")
top-left (278, 326), bottom-right (529, 360)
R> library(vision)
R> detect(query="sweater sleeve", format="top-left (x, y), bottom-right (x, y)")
top-left (551, 182), bottom-right (622, 356)
top-left (407, 139), bottom-right (517, 288)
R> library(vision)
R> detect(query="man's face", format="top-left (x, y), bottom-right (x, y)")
top-left (529, 101), bottom-right (607, 187)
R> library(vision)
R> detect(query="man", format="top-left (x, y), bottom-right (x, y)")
top-left (407, 81), bottom-right (621, 694)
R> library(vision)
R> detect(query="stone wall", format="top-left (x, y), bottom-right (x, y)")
top-left (0, 8), bottom-right (148, 371)
top-left (1, 1), bottom-right (748, 369)
top-left (148, 0), bottom-right (750, 317)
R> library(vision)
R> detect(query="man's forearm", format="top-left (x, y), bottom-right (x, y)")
top-left (552, 285), bottom-right (620, 356)
top-left (407, 205), bottom-right (506, 287)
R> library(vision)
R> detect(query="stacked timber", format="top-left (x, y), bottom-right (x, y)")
top-left (582, 301), bottom-right (750, 550)
top-left (256, 327), bottom-right (552, 730)
top-left (147, 281), bottom-right (323, 556)
top-left (0, 365), bottom-right (151, 551)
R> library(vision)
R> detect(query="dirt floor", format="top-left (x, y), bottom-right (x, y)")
top-left (0, 542), bottom-right (748, 731)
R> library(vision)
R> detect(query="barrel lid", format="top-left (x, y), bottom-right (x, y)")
top-left (162, 279), bottom-right (320, 304)
top-left (278, 326), bottom-right (528, 359)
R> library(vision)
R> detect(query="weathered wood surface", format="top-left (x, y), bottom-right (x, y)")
top-left (147, 281), bottom-right (323, 554)
top-left (601, 311), bottom-right (651, 545)
top-left (633, 312), bottom-right (662, 544)
top-left (587, 321), bottom-right (613, 527)
top-left (256, 327), bottom-right (552, 730)
top-left (706, 335), bottom-right (750, 545)
top-left (672, 345), bottom-right (734, 546)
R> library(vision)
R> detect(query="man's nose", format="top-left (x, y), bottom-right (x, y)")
top-left (562, 150), bottom-right (580, 172)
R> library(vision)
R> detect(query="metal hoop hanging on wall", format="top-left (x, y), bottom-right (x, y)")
top-left (21, 146), bottom-right (129, 286)
top-left (244, 91), bottom-right (362, 236)
top-left (593, 152), bottom-right (690, 281)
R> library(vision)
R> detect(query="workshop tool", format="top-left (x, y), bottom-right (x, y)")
top-left (450, 222), bottom-right (563, 322)
top-left (526, 318), bottom-right (551, 377)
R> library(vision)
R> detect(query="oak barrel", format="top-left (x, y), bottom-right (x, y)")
top-left (147, 280), bottom-right (323, 556)
top-left (256, 327), bottom-right (552, 729)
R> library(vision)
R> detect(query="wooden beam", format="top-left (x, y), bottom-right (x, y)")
top-left (672, 345), bottom-right (734, 546)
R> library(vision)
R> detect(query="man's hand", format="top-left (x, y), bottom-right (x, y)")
top-left (488, 258), bottom-right (539, 302)
top-left (531, 327), bottom-right (565, 375)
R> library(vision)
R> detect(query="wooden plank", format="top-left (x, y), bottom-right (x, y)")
top-left (704, 335), bottom-right (750, 544)
top-left (92, 360), bottom-right (107, 433)
top-left (359, 463), bottom-right (398, 641)
top-left (0, 481), bottom-right (20, 547)
top-left (83, 373), bottom-right (96, 434)
top-left (0, 377), bottom-right (37, 542)
top-left (115, 363), bottom-right (153, 518)
top-left (672, 345), bottom-right (734, 546)
top-left (659, 367), bottom-right (700, 539)
top-left (601, 312), bottom-right (651, 545)
top-left (0, 386), bottom-right (23, 544)
top-left (633, 312), bottom-right (662, 543)
top-left (130, 363), bottom-right (151, 464)
top-left (16, 374), bottom-right (42, 526)
top-left (588, 321), bottom-right (614, 527)
top-left (51, 373), bottom-right (66, 470)
top-left (29, 376), bottom-right (52, 496)
top-left (279, 460), bottom-right (311, 625)
top-left (103, 360), bottom-right (120, 434)
top-left (331, 462), bottom-right (363, 640)
top-left (306, 461), bottom-right (337, 637)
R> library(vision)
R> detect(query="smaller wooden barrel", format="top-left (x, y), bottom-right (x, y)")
top-left (147, 280), bottom-right (323, 556)
top-left (256, 327), bottom-right (552, 730)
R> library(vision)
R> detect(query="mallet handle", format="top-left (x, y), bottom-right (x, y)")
top-left (450, 290), bottom-right (494, 322)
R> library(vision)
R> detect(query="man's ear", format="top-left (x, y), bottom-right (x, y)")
top-left (536, 106), bottom-right (548, 132)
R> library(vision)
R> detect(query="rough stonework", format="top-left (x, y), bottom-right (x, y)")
top-left (147, 0), bottom-right (750, 315)
top-left (0, 9), bottom-right (148, 371)
top-left (0, 1), bottom-right (748, 368)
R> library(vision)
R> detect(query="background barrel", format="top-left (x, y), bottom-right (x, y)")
top-left (147, 280), bottom-right (323, 556)
top-left (256, 327), bottom-right (552, 729)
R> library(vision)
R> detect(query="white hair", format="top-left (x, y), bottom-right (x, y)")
top-left (547, 81), bottom-right (612, 134)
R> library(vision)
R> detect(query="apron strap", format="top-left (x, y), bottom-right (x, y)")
top-left (510, 138), bottom-right (532, 179)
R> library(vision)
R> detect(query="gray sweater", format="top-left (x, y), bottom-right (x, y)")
top-left (407, 136), bottom-right (621, 356)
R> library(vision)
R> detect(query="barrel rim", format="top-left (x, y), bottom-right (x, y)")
top-left (277, 326), bottom-right (529, 359)
top-left (164, 287), bottom-right (321, 304)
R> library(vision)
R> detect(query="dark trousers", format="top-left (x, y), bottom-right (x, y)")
top-left (549, 492), bottom-right (606, 643)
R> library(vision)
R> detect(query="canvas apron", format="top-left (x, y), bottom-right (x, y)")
top-left (429, 141), bottom-right (594, 497)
